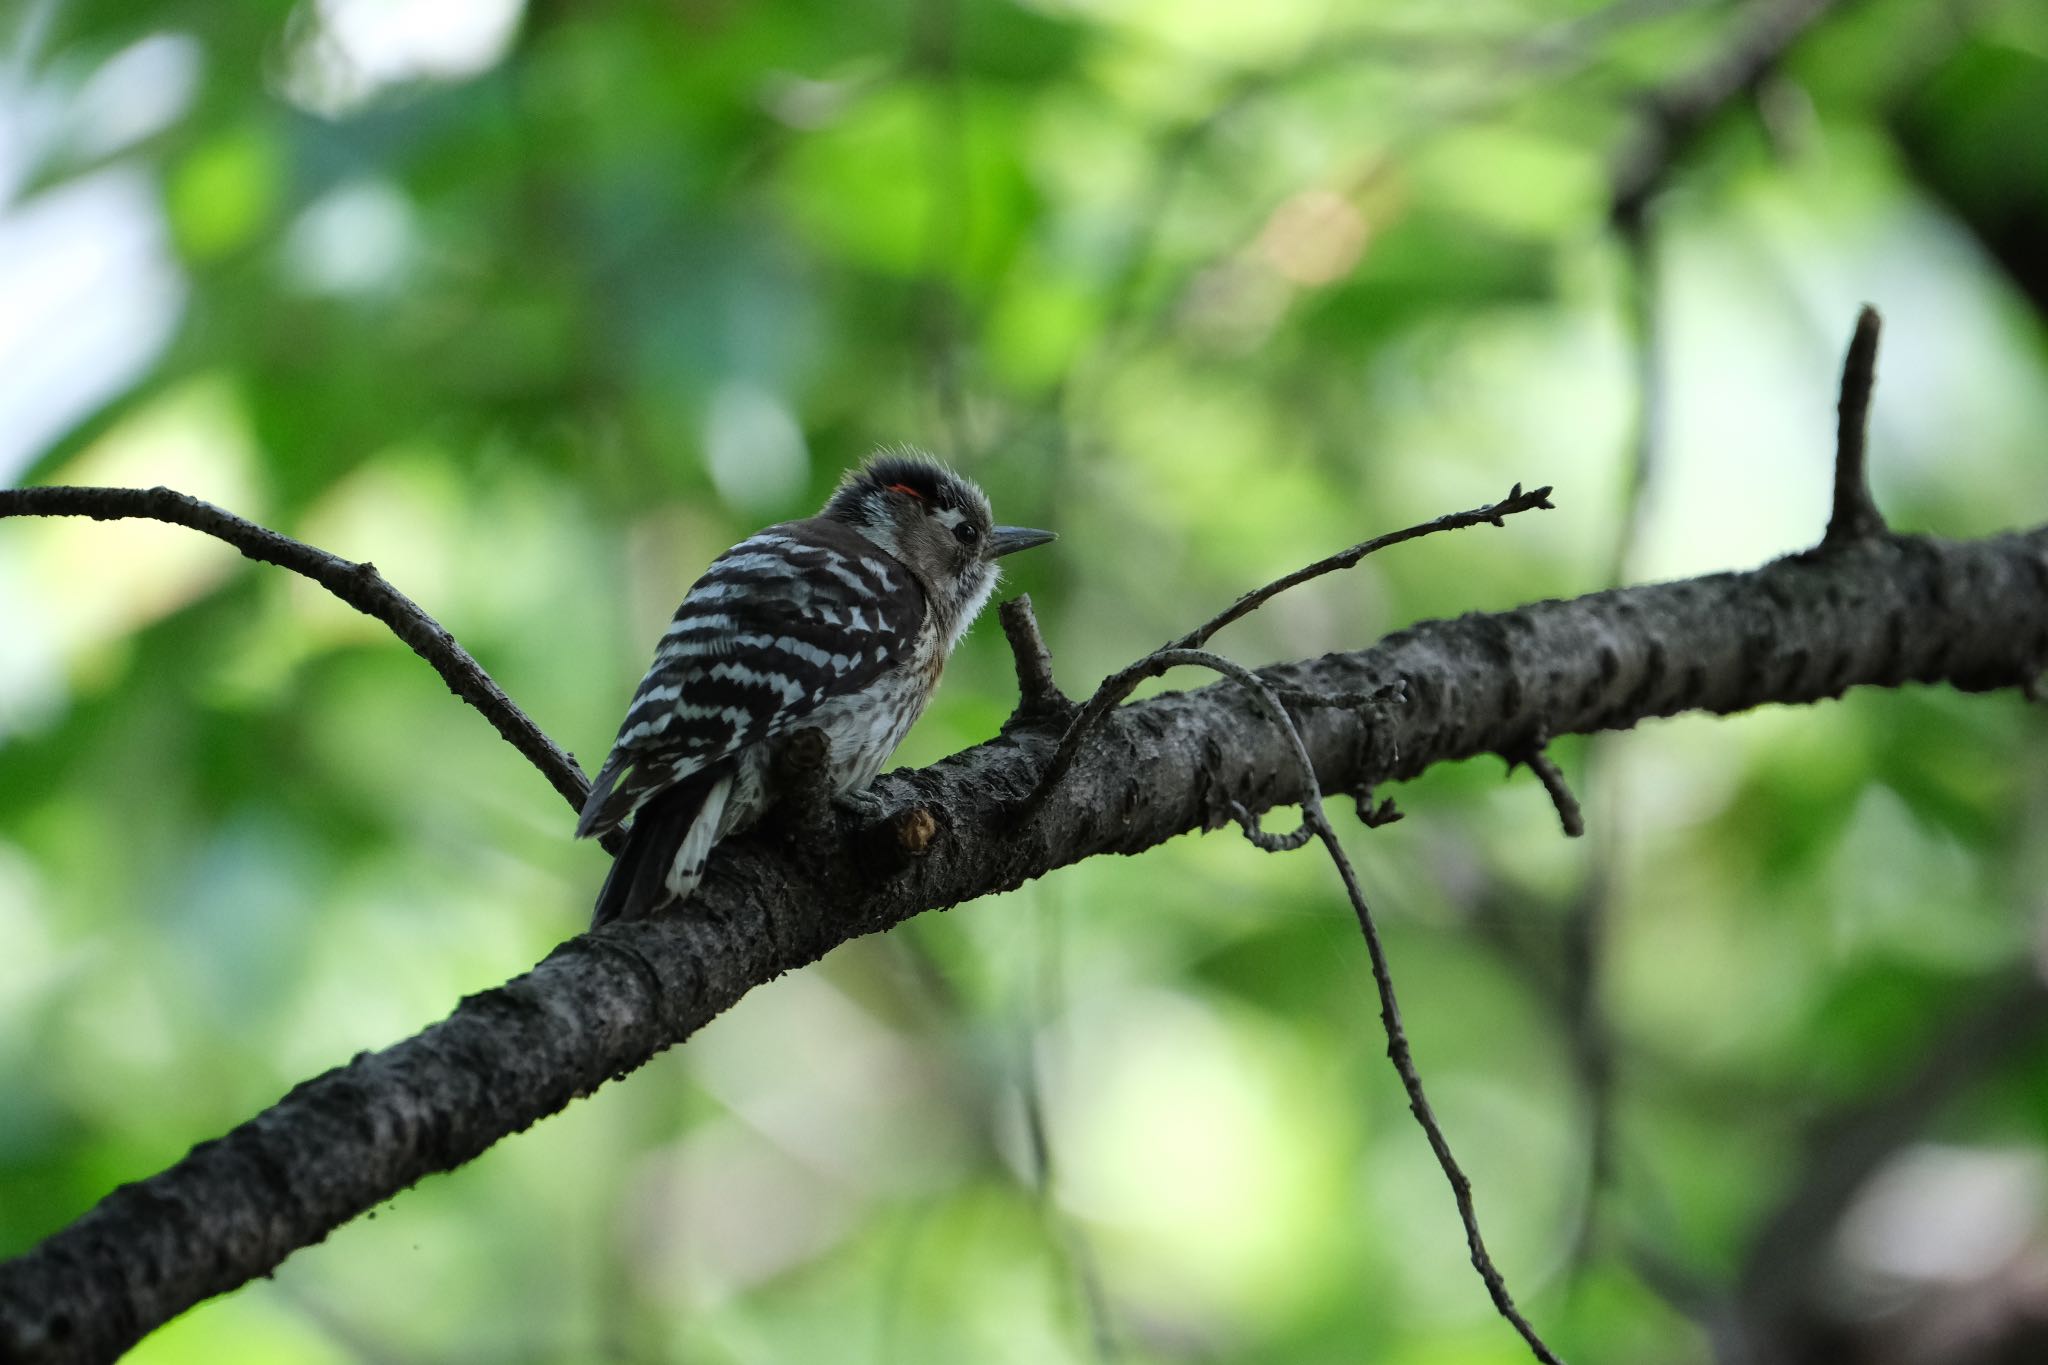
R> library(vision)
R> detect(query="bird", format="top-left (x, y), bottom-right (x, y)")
top-left (575, 452), bottom-right (1054, 927)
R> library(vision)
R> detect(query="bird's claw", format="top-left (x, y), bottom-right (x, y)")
top-left (832, 787), bottom-right (888, 823)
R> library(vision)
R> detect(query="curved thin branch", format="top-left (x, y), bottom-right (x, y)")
top-left (1155, 647), bottom-right (1561, 1364)
top-left (1508, 741), bottom-right (1586, 839)
top-left (4, 517), bottom-right (2045, 1363)
top-left (1021, 482), bottom-right (1554, 815)
top-left (0, 485), bottom-right (617, 853)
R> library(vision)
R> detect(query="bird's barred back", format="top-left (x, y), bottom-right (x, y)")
top-left (576, 518), bottom-right (927, 837)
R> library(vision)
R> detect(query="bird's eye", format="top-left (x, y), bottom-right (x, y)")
top-left (953, 522), bottom-right (979, 547)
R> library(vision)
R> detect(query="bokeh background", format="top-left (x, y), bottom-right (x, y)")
top-left (5, 0), bottom-right (2048, 1361)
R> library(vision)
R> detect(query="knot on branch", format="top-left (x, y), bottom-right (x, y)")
top-left (893, 807), bottom-right (938, 856)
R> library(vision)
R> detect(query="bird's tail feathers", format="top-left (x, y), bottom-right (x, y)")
top-left (589, 772), bottom-right (734, 928)
top-left (575, 756), bottom-right (632, 840)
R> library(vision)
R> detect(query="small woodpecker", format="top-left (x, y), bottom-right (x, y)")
top-left (576, 452), bottom-right (1054, 926)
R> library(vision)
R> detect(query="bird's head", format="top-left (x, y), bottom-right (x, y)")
top-left (823, 452), bottom-right (1054, 646)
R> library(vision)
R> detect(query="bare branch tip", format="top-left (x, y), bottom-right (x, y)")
top-left (1822, 303), bottom-right (1889, 549)
top-left (1511, 741), bottom-right (1586, 840)
top-left (1357, 794), bottom-right (1404, 828)
top-left (999, 594), bottom-right (1077, 725)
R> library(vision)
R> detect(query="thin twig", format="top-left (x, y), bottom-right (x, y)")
top-left (1149, 648), bottom-right (1563, 1365)
top-left (999, 595), bottom-right (1076, 723)
top-left (0, 485), bottom-right (617, 852)
top-left (1021, 484), bottom-right (1552, 816)
top-left (1180, 483), bottom-right (1555, 651)
top-left (1510, 743), bottom-right (1586, 839)
top-left (1821, 305), bottom-right (1888, 548)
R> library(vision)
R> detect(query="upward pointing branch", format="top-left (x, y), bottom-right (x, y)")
top-left (1823, 305), bottom-right (1889, 548)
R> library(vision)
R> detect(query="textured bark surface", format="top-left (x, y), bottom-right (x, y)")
top-left (2, 526), bottom-right (2045, 1364)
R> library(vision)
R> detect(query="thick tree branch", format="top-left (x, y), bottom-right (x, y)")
top-left (4, 517), bottom-right (2046, 1362)
top-left (0, 485), bottom-right (616, 852)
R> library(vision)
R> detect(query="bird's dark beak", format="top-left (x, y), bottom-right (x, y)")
top-left (989, 525), bottom-right (1056, 559)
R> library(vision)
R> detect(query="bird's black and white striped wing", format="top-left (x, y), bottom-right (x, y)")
top-left (575, 519), bottom-right (925, 839)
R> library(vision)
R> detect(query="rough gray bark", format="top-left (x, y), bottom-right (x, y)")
top-left (1, 525), bottom-right (2045, 1364)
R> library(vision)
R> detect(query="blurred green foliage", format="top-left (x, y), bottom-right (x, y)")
top-left (4, 0), bottom-right (2048, 1361)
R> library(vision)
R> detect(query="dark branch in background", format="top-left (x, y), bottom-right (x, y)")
top-left (1886, 4), bottom-right (2048, 320)
top-left (1733, 973), bottom-right (2048, 1349)
top-left (908, 0), bottom-right (975, 456)
top-left (1575, 0), bottom-right (1864, 1273)
top-left (1086, 0), bottom-right (1717, 354)
top-left (1608, 220), bottom-right (1663, 587)
top-left (1015, 1025), bottom-right (1121, 1363)
top-left (1609, 0), bottom-right (1855, 228)
top-left (1822, 305), bottom-right (1888, 547)
top-left (2, 496), bottom-right (2045, 1361)
top-left (0, 485), bottom-right (618, 855)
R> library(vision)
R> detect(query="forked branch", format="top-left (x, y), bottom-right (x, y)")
top-left (1021, 482), bottom-right (1554, 815)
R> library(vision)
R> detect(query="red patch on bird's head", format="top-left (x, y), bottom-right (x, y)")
top-left (885, 482), bottom-right (927, 502)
